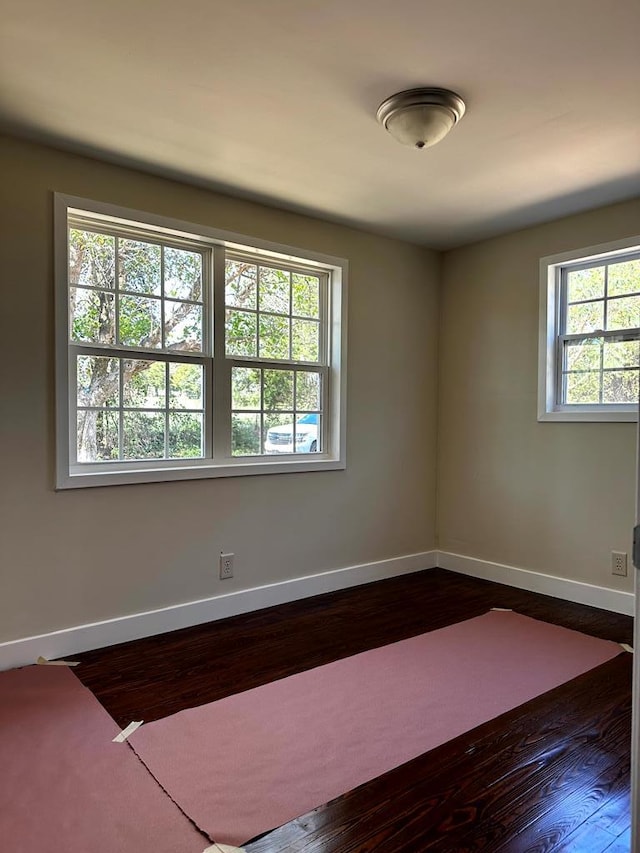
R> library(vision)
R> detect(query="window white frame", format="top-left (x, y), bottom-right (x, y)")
top-left (55, 194), bottom-right (348, 488)
top-left (538, 235), bottom-right (640, 422)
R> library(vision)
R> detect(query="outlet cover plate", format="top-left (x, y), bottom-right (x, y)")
top-left (612, 551), bottom-right (628, 577)
top-left (220, 552), bottom-right (234, 580)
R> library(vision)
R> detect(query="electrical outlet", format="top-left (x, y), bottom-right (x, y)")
top-left (611, 551), bottom-right (628, 577)
top-left (219, 552), bottom-right (234, 580)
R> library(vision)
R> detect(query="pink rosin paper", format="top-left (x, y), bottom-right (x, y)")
top-left (0, 664), bottom-right (207, 853)
top-left (130, 611), bottom-right (622, 846)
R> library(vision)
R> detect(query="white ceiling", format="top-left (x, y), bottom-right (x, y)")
top-left (1, 0), bottom-right (639, 248)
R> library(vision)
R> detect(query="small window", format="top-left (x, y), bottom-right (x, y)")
top-left (539, 237), bottom-right (640, 422)
top-left (55, 196), bottom-right (347, 487)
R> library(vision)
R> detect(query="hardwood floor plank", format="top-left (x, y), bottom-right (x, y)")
top-left (72, 568), bottom-right (632, 853)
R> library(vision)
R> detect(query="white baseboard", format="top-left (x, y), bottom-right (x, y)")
top-left (438, 551), bottom-right (634, 617)
top-left (0, 550), bottom-right (438, 672)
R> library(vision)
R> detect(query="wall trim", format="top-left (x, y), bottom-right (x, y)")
top-left (0, 550), bottom-right (438, 671)
top-left (438, 551), bottom-right (634, 616)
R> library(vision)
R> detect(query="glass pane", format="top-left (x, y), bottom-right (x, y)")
top-left (264, 413), bottom-right (295, 454)
top-left (77, 356), bottom-right (119, 407)
top-left (564, 339), bottom-right (601, 372)
top-left (122, 360), bottom-right (166, 408)
top-left (566, 301), bottom-right (604, 335)
top-left (259, 267), bottom-right (290, 314)
top-left (292, 319), bottom-right (320, 361)
top-left (169, 363), bottom-right (203, 409)
top-left (232, 413), bottom-right (260, 456)
top-left (77, 410), bottom-right (119, 462)
top-left (607, 295), bottom-right (640, 331)
top-left (608, 259), bottom-right (640, 297)
top-left (164, 248), bottom-right (202, 301)
top-left (123, 412), bottom-right (165, 459)
top-left (119, 239), bottom-right (161, 295)
top-left (567, 266), bottom-right (604, 302)
top-left (226, 309), bottom-right (257, 357)
top-left (263, 369), bottom-right (294, 410)
top-left (292, 273), bottom-right (320, 318)
top-left (296, 371), bottom-right (321, 410)
top-left (69, 229), bottom-right (115, 289)
top-left (232, 367), bottom-right (261, 410)
top-left (259, 314), bottom-right (289, 359)
top-left (226, 260), bottom-right (257, 309)
top-left (119, 295), bottom-right (162, 348)
top-left (294, 413), bottom-right (320, 453)
top-left (165, 300), bottom-right (203, 351)
top-left (603, 340), bottom-right (640, 369)
top-left (168, 412), bottom-right (203, 458)
top-left (70, 288), bottom-right (115, 344)
top-left (603, 370), bottom-right (639, 404)
top-left (564, 371), bottom-right (600, 404)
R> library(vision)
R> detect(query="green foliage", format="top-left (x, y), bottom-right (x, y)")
top-left (69, 229), bottom-right (115, 289)
top-left (296, 372), bottom-right (321, 410)
top-left (567, 266), bottom-right (604, 302)
top-left (226, 309), bottom-right (257, 357)
top-left (123, 412), bottom-right (165, 459)
top-left (232, 414), bottom-right (260, 456)
top-left (259, 314), bottom-right (289, 359)
top-left (292, 319), bottom-right (319, 361)
top-left (123, 360), bottom-right (166, 407)
top-left (263, 369), bottom-right (293, 410)
top-left (225, 260), bottom-right (257, 309)
top-left (169, 413), bottom-right (203, 458)
top-left (609, 259), bottom-right (640, 297)
top-left (119, 295), bottom-right (161, 348)
top-left (232, 367), bottom-right (261, 409)
top-left (77, 356), bottom-right (119, 407)
top-left (292, 273), bottom-right (319, 318)
top-left (119, 239), bottom-right (161, 295)
top-left (165, 248), bottom-right (202, 300)
top-left (170, 363), bottom-right (203, 408)
top-left (259, 267), bottom-right (290, 313)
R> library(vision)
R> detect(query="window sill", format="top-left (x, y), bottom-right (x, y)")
top-left (58, 455), bottom-right (346, 489)
top-left (538, 407), bottom-right (638, 423)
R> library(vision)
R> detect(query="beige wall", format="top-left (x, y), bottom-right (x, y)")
top-left (0, 135), bottom-right (440, 642)
top-left (438, 197), bottom-right (640, 593)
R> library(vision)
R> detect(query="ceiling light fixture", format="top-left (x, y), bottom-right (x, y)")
top-left (376, 87), bottom-right (466, 150)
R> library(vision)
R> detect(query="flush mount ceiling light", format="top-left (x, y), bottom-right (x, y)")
top-left (376, 87), bottom-right (466, 149)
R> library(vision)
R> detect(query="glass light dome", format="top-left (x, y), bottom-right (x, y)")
top-left (377, 88), bottom-right (466, 149)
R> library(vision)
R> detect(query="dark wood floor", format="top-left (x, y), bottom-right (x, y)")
top-left (75, 568), bottom-right (633, 852)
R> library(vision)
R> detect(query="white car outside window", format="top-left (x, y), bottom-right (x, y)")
top-left (264, 414), bottom-right (319, 454)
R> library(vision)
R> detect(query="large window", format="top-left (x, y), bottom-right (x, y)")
top-left (55, 196), bottom-right (347, 487)
top-left (539, 237), bottom-right (640, 422)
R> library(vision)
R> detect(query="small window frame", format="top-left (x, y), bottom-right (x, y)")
top-left (538, 235), bottom-right (640, 422)
top-left (55, 194), bottom-right (348, 488)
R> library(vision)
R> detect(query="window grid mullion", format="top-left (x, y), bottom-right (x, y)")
top-left (293, 371), bottom-right (298, 447)
top-left (160, 246), bottom-right (166, 350)
top-left (115, 235), bottom-right (121, 347)
top-left (212, 245), bottom-right (229, 459)
top-left (164, 362), bottom-right (170, 459)
top-left (289, 272), bottom-right (293, 360)
top-left (118, 360), bottom-right (124, 460)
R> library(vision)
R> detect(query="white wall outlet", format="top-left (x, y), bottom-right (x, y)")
top-left (219, 552), bottom-right (234, 580)
top-left (611, 551), bottom-right (628, 577)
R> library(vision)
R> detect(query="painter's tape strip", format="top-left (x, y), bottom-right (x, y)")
top-left (203, 845), bottom-right (246, 853)
top-left (490, 607), bottom-right (513, 612)
top-left (621, 643), bottom-right (634, 653)
top-left (112, 721), bottom-right (143, 743)
top-left (36, 656), bottom-right (80, 666)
